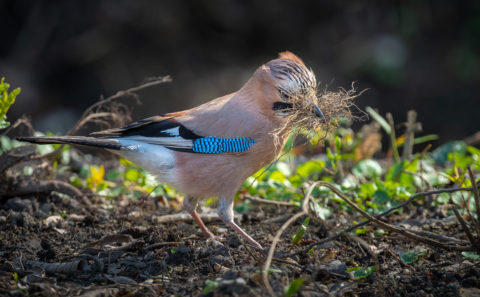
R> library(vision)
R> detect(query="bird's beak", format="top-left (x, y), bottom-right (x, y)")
top-left (314, 105), bottom-right (326, 122)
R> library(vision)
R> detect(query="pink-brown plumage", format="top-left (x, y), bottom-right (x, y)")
top-left (18, 52), bottom-right (323, 250)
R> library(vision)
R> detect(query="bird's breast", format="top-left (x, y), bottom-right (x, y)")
top-left (172, 132), bottom-right (287, 198)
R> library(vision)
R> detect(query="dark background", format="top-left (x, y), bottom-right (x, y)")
top-left (1, 0), bottom-right (479, 143)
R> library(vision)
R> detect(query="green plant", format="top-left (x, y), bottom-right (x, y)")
top-left (284, 278), bottom-right (304, 297)
top-left (0, 77), bottom-right (21, 129)
top-left (347, 266), bottom-right (377, 279)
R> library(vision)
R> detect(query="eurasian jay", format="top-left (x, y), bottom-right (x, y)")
top-left (18, 51), bottom-right (325, 250)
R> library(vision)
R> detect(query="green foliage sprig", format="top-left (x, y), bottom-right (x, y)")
top-left (0, 77), bottom-right (21, 129)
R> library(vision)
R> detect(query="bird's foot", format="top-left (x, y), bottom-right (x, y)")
top-left (227, 221), bottom-right (263, 250)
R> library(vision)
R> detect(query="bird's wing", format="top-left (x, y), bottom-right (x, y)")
top-left (92, 113), bottom-right (256, 154)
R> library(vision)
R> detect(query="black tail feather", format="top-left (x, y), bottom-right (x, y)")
top-left (16, 136), bottom-right (122, 150)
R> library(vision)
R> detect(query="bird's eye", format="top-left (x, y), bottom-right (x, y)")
top-left (272, 102), bottom-right (293, 111)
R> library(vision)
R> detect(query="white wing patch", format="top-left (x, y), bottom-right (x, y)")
top-left (112, 138), bottom-right (177, 184)
top-left (162, 127), bottom-right (180, 137)
top-left (121, 136), bottom-right (193, 149)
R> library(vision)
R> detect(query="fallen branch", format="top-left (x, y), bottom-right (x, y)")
top-left (244, 195), bottom-right (297, 207)
top-left (451, 203), bottom-right (478, 252)
top-left (289, 186), bottom-right (476, 257)
top-left (316, 182), bottom-right (471, 251)
top-left (143, 242), bottom-right (185, 250)
top-left (1, 180), bottom-right (92, 210)
top-left (262, 182), bottom-right (317, 296)
top-left (1, 115), bottom-right (35, 137)
top-left (152, 212), bottom-right (241, 224)
top-left (0, 145), bottom-right (36, 174)
top-left (23, 257), bottom-right (104, 275)
top-left (467, 166), bottom-right (480, 234)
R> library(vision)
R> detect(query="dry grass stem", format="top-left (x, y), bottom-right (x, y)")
top-left (272, 83), bottom-right (366, 146)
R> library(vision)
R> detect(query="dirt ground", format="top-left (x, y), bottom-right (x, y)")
top-left (1, 155), bottom-right (480, 296)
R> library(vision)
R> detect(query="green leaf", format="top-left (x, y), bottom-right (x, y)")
top-left (203, 280), bottom-right (219, 294)
top-left (467, 145), bottom-right (480, 158)
top-left (292, 217), bottom-right (310, 245)
top-left (0, 77), bottom-right (20, 129)
top-left (366, 106), bottom-right (391, 134)
top-left (358, 182), bottom-right (377, 198)
top-left (352, 266), bottom-right (377, 279)
top-left (401, 250), bottom-right (427, 264)
top-left (284, 278), bottom-right (304, 297)
top-left (335, 135), bottom-right (342, 152)
top-left (0, 120), bottom-right (9, 129)
top-left (106, 170), bottom-right (121, 181)
top-left (125, 168), bottom-right (140, 182)
top-left (269, 170), bottom-right (286, 182)
top-left (355, 228), bottom-right (368, 235)
top-left (432, 141), bottom-right (466, 165)
top-left (310, 201), bottom-right (332, 220)
top-left (346, 267), bottom-right (362, 273)
top-left (413, 134), bottom-right (439, 145)
top-left (296, 160), bottom-right (325, 178)
top-left (353, 159), bottom-right (382, 179)
top-left (372, 190), bottom-right (390, 205)
top-left (326, 147), bottom-right (336, 170)
top-left (462, 252), bottom-right (480, 261)
top-left (385, 161), bottom-right (404, 181)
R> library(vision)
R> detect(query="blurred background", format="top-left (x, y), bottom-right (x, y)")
top-left (1, 0), bottom-right (479, 144)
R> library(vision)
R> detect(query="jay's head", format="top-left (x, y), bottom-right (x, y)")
top-left (247, 52), bottom-right (327, 128)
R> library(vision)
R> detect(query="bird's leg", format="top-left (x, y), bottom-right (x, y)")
top-left (217, 198), bottom-right (263, 250)
top-left (183, 196), bottom-right (215, 239)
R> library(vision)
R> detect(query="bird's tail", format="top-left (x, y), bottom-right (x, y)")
top-left (17, 136), bottom-right (123, 150)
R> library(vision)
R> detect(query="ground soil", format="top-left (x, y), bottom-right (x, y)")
top-left (1, 157), bottom-right (480, 297)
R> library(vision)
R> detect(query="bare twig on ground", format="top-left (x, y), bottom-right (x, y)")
top-left (244, 195), bottom-right (297, 207)
top-left (262, 181), bottom-right (317, 296)
top-left (289, 186), bottom-right (476, 257)
top-left (344, 233), bottom-right (385, 297)
top-left (23, 257), bottom-right (103, 275)
top-left (1, 115), bottom-right (35, 137)
top-left (84, 234), bottom-right (134, 249)
top-left (0, 180), bottom-right (93, 210)
top-left (152, 212), bottom-right (241, 224)
top-left (385, 247), bottom-right (409, 268)
top-left (0, 145), bottom-right (36, 174)
top-left (143, 242), bottom-right (185, 250)
top-left (404, 228), bottom-right (468, 244)
top-left (467, 166), bottom-right (480, 232)
top-left (316, 182), bottom-right (472, 251)
top-left (451, 202), bottom-right (478, 252)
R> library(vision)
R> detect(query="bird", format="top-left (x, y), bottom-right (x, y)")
top-left (18, 51), bottom-right (325, 250)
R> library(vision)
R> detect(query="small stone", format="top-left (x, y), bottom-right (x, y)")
top-left (40, 203), bottom-right (53, 213)
top-left (44, 215), bottom-right (62, 228)
top-left (216, 227), bottom-right (228, 233)
top-left (4, 197), bottom-right (33, 212)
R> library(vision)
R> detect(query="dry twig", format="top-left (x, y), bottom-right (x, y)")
top-left (244, 195), bottom-right (296, 207)
top-left (451, 202), bottom-right (478, 252)
top-left (344, 233), bottom-right (385, 297)
top-left (262, 181), bottom-right (318, 296)
top-left (32, 76), bottom-right (172, 160)
top-left (315, 182), bottom-right (472, 250)
top-left (467, 166), bottom-right (480, 231)
top-left (289, 186), bottom-right (477, 257)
